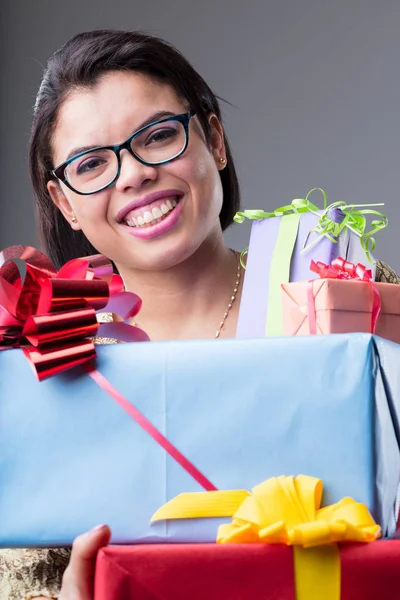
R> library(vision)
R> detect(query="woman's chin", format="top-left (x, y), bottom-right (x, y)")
top-left (113, 239), bottom-right (201, 273)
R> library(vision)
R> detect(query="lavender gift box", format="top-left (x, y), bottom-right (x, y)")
top-left (236, 205), bottom-right (373, 338)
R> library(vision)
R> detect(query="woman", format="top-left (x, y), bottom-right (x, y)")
top-left (1, 28), bottom-right (242, 600)
top-left (1, 28), bottom-right (399, 600)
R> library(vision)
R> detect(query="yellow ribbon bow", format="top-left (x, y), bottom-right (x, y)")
top-left (220, 474), bottom-right (380, 546)
top-left (152, 475), bottom-right (381, 600)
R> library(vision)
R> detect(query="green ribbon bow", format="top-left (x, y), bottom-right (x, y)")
top-left (234, 188), bottom-right (387, 263)
top-left (235, 189), bottom-right (388, 337)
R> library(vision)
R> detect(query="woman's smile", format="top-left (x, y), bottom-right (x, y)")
top-left (119, 193), bottom-right (185, 239)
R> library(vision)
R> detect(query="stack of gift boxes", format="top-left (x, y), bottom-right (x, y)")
top-left (1, 190), bottom-right (400, 599)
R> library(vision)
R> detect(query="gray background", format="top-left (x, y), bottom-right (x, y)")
top-left (1, 0), bottom-right (399, 269)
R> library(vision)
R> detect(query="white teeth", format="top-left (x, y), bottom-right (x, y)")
top-left (152, 207), bottom-right (163, 219)
top-left (124, 196), bottom-right (181, 227)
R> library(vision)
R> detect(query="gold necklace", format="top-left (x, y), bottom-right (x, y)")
top-left (131, 251), bottom-right (242, 339)
top-left (215, 251), bottom-right (242, 338)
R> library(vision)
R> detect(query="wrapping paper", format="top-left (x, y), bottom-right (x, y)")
top-left (1, 333), bottom-right (400, 546)
top-left (281, 279), bottom-right (400, 342)
top-left (94, 541), bottom-right (400, 600)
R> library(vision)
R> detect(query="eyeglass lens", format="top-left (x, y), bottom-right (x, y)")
top-left (64, 118), bottom-right (187, 194)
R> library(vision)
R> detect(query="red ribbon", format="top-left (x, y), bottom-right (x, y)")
top-left (83, 363), bottom-right (217, 491)
top-left (308, 257), bottom-right (381, 334)
top-left (0, 246), bottom-right (217, 492)
top-left (0, 245), bottom-right (146, 380)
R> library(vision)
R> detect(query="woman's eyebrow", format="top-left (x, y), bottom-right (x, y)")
top-left (65, 144), bottom-right (100, 161)
top-left (64, 111), bottom-right (177, 162)
top-left (137, 110), bottom-right (176, 131)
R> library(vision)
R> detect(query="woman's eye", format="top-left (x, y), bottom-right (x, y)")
top-left (76, 156), bottom-right (107, 175)
top-left (146, 128), bottom-right (177, 145)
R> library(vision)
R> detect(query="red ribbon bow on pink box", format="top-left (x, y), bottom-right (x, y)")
top-left (310, 257), bottom-right (373, 282)
top-left (308, 257), bottom-right (381, 334)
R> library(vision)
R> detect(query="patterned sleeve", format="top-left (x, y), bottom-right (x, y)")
top-left (375, 260), bottom-right (400, 284)
top-left (93, 311), bottom-right (121, 345)
top-left (0, 548), bottom-right (71, 599)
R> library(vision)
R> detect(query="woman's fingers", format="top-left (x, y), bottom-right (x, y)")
top-left (59, 525), bottom-right (111, 600)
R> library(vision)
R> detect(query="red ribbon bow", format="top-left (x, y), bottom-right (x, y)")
top-left (310, 257), bottom-right (373, 282)
top-left (0, 245), bottom-right (148, 380)
top-left (0, 246), bottom-right (216, 491)
top-left (308, 257), bottom-right (381, 334)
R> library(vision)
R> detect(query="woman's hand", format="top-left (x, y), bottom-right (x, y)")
top-left (58, 525), bottom-right (111, 600)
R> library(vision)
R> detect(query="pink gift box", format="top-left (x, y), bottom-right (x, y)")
top-left (281, 279), bottom-right (400, 343)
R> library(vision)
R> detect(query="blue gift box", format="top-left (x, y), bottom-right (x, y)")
top-left (0, 333), bottom-right (399, 547)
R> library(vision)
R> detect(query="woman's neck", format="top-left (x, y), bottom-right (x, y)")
top-left (117, 236), bottom-right (242, 341)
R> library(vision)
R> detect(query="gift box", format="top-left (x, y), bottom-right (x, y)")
top-left (1, 332), bottom-right (400, 546)
top-left (235, 191), bottom-right (386, 338)
top-left (281, 278), bottom-right (400, 342)
top-left (94, 541), bottom-right (400, 600)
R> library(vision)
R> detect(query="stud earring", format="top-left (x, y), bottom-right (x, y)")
top-left (71, 216), bottom-right (77, 223)
top-left (219, 157), bottom-right (226, 165)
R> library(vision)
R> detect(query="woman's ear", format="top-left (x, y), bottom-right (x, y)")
top-left (47, 180), bottom-right (81, 230)
top-left (208, 114), bottom-right (227, 170)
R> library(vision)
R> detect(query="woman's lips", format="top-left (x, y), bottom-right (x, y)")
top-left (120, 195), bottom-right (184, 240)
top-left (116, 189), bottom-right (183, 222)
top-left (123, 196), bottom-right (179, 227)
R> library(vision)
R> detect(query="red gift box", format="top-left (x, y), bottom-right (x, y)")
top-left (95, 541), bottom-right (400, 600)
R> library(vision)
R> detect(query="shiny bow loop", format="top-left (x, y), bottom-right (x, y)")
top-left (0, 245), bottom-right (147, 380)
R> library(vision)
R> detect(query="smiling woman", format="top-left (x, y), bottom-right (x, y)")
top-left (1, 28), bottom-right (244, 600)
top-left (28, 30), bottom-right (244, 345)
top-left (2, 27), bottom-right (399, 600)
top-left (31, 31), bottom-right (239, 273)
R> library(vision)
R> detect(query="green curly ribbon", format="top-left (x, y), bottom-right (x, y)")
top-left (239, 248), bottom-right (248, 270)
top-left (234, 189), bottom-right (325, 280)
top-left (303, 201), bottom-right (387, 263)
top-left (234, 188), bottom-right (324, 224)
top-left (234, 188), bottom-right (387, 264)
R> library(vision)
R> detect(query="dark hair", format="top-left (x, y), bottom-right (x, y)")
top-left (29, 29), bottom-right (241, 267)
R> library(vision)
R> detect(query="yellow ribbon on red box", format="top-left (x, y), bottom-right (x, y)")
top-left (152, 475), bottom-right (381, 600)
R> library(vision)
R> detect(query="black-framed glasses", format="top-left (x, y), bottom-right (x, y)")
top-left (51, 110), bottom-right (196, 196)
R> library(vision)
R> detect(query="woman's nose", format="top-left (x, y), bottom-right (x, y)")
top-left (114, 149), bottom-right (158, 192)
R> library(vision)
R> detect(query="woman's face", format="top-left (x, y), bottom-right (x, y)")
top-left (48, 71), bottom-right (226, 271)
